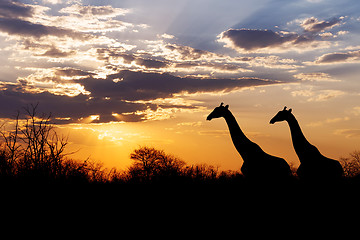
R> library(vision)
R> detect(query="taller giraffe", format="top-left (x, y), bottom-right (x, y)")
top-left (270, 106), bottom-right (343, 181)
top-left (207, 103), bottom-right (291, 180)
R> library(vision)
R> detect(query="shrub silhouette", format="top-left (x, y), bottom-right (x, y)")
top-left (127, 146), bottom-right (246, 184)
top-left (0, 104), bottom-right (100, 183)
top-left (340, 151), bottom-right (360, 178)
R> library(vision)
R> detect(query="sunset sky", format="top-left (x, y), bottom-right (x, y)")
top-left (1, 0), bottom-right (360, 170)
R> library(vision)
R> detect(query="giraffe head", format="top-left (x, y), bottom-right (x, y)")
top-left (206, 102), bottom-right (229, 121)
top-left (269, 106), bottom-right (292, 124)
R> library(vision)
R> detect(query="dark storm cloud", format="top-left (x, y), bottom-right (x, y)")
top-left (0, 70), bottom-right (279, 123)
top-left (315, 50), bottom-right (360, 64)
top-left (81, 70), bottom-right (277, 101)
top-left (0, 0), bottom-right (33, 19)
top-left (219, 17), bottom-right (344, 52)
top-left (0, 17), bottom-right (89, 39)
top-left (220, 29), bottom-right (298, 51)
top-left (0, 82), bottom-right (149, 123)
top-left (0, 0), bottom-right (91, 40)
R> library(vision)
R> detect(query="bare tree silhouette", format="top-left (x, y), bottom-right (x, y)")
top-left (128, 146), bottom-right (186, 182)
top-left (0, 104), bottom-right (97, 183)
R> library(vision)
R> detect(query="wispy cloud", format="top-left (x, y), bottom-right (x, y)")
top-left (291, 88), bottom-right (345, 102)
top-left (335, 129), bottom-right (360, 138)
top-left (294, 72), bottom-right (340, 82)
top-left (300, 17), bottom-right (343, 33)
top-left (307, 116), bottom-right (349, 127)
top-left (59, 4), bottom-right (129, 18)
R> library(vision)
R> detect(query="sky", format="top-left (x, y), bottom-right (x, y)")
top-left (0, 0), bottom-right (360, 170)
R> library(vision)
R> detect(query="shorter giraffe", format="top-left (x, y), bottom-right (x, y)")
top-left (207, 103), bottom-right (291, 180)
top-left (270, 106), bottom-right (343, 181)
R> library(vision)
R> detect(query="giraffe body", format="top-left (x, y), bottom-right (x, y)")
top-left (207, 103), bottom-right (291, 180)
top-left (270, 107), bottom-right (343, 181)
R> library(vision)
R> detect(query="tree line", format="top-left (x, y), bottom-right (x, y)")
top-left (0, 105), bottom-right (359, 185)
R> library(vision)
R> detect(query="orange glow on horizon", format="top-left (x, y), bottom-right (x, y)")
top-left (60, 85), bottom-right (360, 172)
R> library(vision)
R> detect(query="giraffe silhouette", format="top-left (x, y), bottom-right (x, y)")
top-left (270, 106), bottom-right (343, 181)
top-left (207, 103), bottom-right (291, 180)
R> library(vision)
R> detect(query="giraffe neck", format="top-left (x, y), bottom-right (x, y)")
top-left (222, 110), bottom-right (262, 161)
top-left (285, 113), bottom-right (314, 157)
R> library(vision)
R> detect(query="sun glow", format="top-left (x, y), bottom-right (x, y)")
top-left (97, 130), bottom-right (124, 142)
